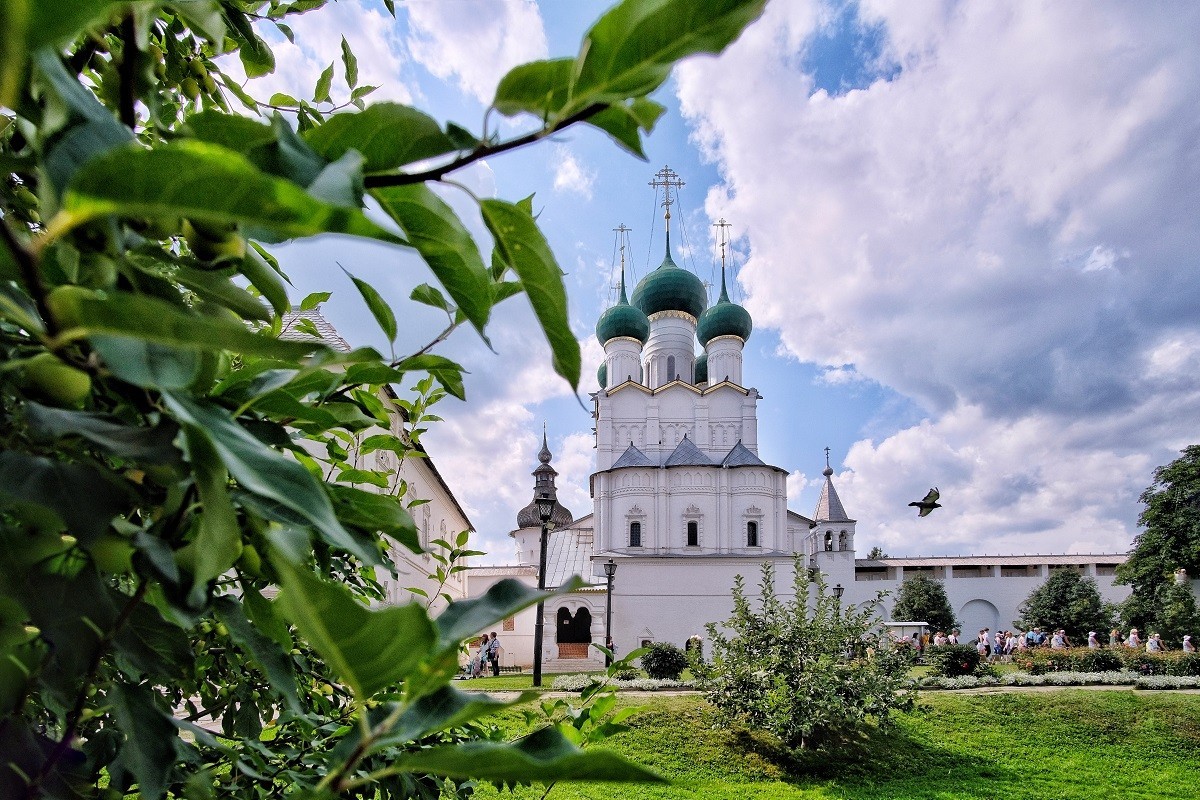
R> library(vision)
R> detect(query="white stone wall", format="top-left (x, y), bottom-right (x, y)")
top-left (643, 311), bottom-right (697, 388)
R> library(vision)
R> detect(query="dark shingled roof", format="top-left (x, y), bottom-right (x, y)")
top-left (611, 442), bottom-right (655, 469)
top-left (664, 435), bottom-right (715, 466)
top-left (280, 307), bottom-right (351, 352)
top-left (722, 440), bottom-right (765, 467)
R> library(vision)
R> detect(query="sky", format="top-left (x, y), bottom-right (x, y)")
top-left (231, 0), bottom-right (1200, 563)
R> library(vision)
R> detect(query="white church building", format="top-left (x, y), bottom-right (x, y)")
top-left (468, 167), bottom-right (1142, 670)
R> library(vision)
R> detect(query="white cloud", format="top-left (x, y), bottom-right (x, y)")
top-left (675, 1), bottom-right (1200, 554)
top-left (552, 146), bottom-right (596, 199)
top-left (404, 0), bottom-right (548, 104)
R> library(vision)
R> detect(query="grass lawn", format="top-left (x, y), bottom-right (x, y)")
top-left (471, 690), bottom-right (1200, 799)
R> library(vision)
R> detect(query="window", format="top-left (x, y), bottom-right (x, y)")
top-left (502, 617), bottom-right (515, 631)
top-left (747, 521), bottom-right (758, 547)
top-left (838, 530), bottom-right (847, 551)
top-left (629, 521), bottom-right (642, 548)
top-left (667, 355), bottom-right (676, 381)
top-left (824, 531), bottom-right (833, 551)
top-left (687, 520), bottom-right (699, 546)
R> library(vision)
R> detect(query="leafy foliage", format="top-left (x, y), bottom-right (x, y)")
top-left (1016, 569), bottom-right (1113, 641)
top-left (1118, 445), bottom-right (1200, 630)
top-left (639, 642), bottom-right (688, 680)
top-left (0, 0), bottom-right (768, 797)
top-left (889, 574), bottom-right (958, 633)
top-left (924, 644), bottom-right (981, 678)
top-left (697, 558), bottom-right (916, 752)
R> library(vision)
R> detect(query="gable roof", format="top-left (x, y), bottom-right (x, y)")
top-left (664, 434), bottom-right (715, 466)
top-left (722, 440), bottom-right (765, 467)
top-left (611, 442), bottom-right (655, 469)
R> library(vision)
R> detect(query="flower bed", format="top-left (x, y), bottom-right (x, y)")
top-left (550, 674), bottom-right (695, 692)
top-left (1010, 647), bottom-right (1200, 676)
top-left (918, 669), bottom-right (1200, 690)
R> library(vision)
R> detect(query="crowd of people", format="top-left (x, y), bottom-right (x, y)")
top-left (908, 626), bottom-right (1196, 658)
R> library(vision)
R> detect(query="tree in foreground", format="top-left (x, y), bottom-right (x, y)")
top-left (1016, 569), bottom-right (1111, 642)
top-left (1118, 445), bottom-right (1200, 631)
top-left (0, 1), bottom-right (767, 797)
top-left (698, 558), bottom-right (915, 752)
top-left (889, 574), bottom-right (958, 633)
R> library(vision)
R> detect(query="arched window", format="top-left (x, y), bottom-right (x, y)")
top-left (824, 530), bottom-right (833, 551)
top-left (687, 520), bottom-right (699, 546)
top-left (629, 521), bottom-right (642, 548)
top-left (666, 355), bottom-right (676, 381)
top-left (747, 521), bottom-right (758, 547)
top-left (838, 530), bottom-right (848, 551)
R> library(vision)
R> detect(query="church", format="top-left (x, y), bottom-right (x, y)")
top-left (467, 167), bottom-right (1142, 670)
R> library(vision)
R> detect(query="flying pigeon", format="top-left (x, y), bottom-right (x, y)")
top-left (909, 488), bottom-right (941, 517)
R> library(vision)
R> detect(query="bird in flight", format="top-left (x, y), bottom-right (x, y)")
top-left (909, 488), bottom-right (941, 517)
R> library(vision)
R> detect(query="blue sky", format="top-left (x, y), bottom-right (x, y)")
top-left (234, 1), bottom-right (1200, 562)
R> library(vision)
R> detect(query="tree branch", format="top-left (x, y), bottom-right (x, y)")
top-left (363, 104), bottom-right (608, 190)
top-left (0, 217), bottom-right (57, 337)
top-left (118, 13), bottom-right (138, 130)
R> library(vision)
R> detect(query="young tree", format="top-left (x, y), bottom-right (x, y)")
top-left (890, 574), bottom-right (958, 633)
top-left (700, 558), bottom-right (915, 752)
top-left (1016, 569), bottom-right (1111, 641)
top-left (1118, 445), bottom-right (1200, 629)
top-left (867, 545), bottom-right (889, 559)
top-left (0, 1), bottom-right (767, 797)
top-left (1155, 574), bottom-right (1200, 647)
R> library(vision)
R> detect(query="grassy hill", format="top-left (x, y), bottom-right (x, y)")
top-left (473, 690), bottom-right (1200, 799)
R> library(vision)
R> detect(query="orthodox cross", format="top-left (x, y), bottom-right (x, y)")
top-left (611, 223), bottom-right (632, 298)
top-left (824, 447), bottom-right (831, 469)
top-left (649, 165), bottom-right (685, 233)
top-left (713, 217), bottom-right (733, 269)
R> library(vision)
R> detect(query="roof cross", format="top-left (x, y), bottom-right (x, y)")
top-left (649, 165), bottom-right (685, 234)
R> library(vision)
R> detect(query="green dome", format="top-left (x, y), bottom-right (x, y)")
top-left (694, 353), bottom-right (707, 384)
top-left (631, 248), bottom-right (707, 320)
top-left (698, 299), bottom-right (753, 345)
top-left (596, 302), bottom-right (649, 344)
top-left (597, 362), bottom-right (607, 386)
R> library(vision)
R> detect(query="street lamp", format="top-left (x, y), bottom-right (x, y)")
top-left (531, 490), bottom-right (556, 687)
top-left (603, 558), bottom-right (617, 667)
top-left (833, 583), bottom-right (844, 602)
top-left (807, 556), bottom-right (819, 582)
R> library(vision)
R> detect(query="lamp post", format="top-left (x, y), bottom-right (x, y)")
top-left (833, 583), bottom-right (844, 604)
top-left (531, 490), bottom-right (556, 687)
top-left (807, 556), bottom-right (819, 582)
top-left (603, 558), bottom-right (617, 667)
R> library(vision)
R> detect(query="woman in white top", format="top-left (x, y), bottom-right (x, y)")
top-left (1087, 631), bottom-right (1100, 649)
top-left (1146, 633), bottom-right (1163, 652)
top-left (1050, 630), bottom-right (1066, 649)
top-left (1126, 628), bottom-right (1141, 648)
top-left (1183, 635), bottom-right (1195, 653)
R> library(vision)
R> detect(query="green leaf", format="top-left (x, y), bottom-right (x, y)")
top-left (392, 726), bottom-right (665, 784)
top-left (174, 262), bottom-right (273, 323)
top-left (90, 336), bottom-right (202, 390)
top-left (365, 686), bottom-right (534, 753)
top-left (307, 150), bottom-right (365, 208)
top-left (313, 61), bottom-right (334, 103)
top-left (584, 98), bottom-right (666, 159)
top-left (243, 585), bottom-right (291, 649)
top-left (0, 0), bottom-right (30, 108)
top-left (184, 109), bottom-right (277, 154)
top-left (111, 600), bottom-right (194, 682)
top-left (410, 283), bottom-right (449, 311)
top-left (25, 1), bottom-right (123, 59)
top-left (342, 266), bottom-right (397, 342)
top-left (224, 4), bottom-right (275, 78)
top-left (572, 0), bottom-right (769, 107)
top-left (23, 403), bottom-right (182, 465)
top-left (58, 140), bottom-right (403, 244)
top-left (242, 244), bottom-right (291, 317)
top-left (271, 552), bottom-right (437, 698)
top-left (394, 354), bottom-right (465, 401)
top-left (327, 484), bottom-right (421, 554)
top-left (269, 92), bottom-right (299, 107)
top-left (48, 287), bottom-right (321, 360)
top-left (340, 36), bottom-right (358, 88)
top-left (479, 199), bottom-right (579, 389)
top-left (304, 103), bottom-right (456, 174)
top-left (300, 291), bottom-right (331, 310)
top-left (372, 183), bottom-right (491, 333)
top-left (170, 0), bottom-right (227, 45)
top-left (0, 451), bottom-right (127, 545)
top-left (492, 58), bottom-right (574, 119)
top-left (213, 596), bottom-right (301, 713)
top-left (435, 578), bottom-right (581, 650)
top-left (109, 683), bottom-right (177, 800)
top-left (162, 393), bottom-right (380, 566)
top-left (177, 427), bottom-right (243, 603)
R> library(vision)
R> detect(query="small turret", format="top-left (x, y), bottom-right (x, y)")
top-left (597, 224), bottom-right (648, 389)
top-left (516, 428), bottom-right (575, 529)
top-left (699, 219), bottom-right (751, 385)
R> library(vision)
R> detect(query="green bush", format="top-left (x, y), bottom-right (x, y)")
top-left (926, 644), bottom-right (980, 677)
top-left (1014, 647), bottom-right (1195, 676)
top-left (640, 642), bottom-right (689, 680)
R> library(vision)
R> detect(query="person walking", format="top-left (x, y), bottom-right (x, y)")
top-left (1183, 635), bottom-right (1195, 653)
top-left (1126, 628), bottom-right (1141, 648)
top-left (471, 635), bottom-right (488, 677)
top-left (1109, 628), bottom-right (1121, 647)
top-left (1146, 633), bottom-right (1163, 652)
top-left (1087, 631), bottom-right (1100, 649)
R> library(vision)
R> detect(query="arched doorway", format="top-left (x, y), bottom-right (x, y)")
top-left (958, 599), bottom-right (999, 641)
top-left (556, 607), bottom-right (593, 659)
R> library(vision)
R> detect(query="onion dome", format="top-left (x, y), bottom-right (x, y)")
top-left (596, 266), bottom-right (649, 345)
top-left (694, 352), bottom-right (707, 384)
top-left (697, 267), bottom-right (752, 346)
top-left (515, 429), bottom-right (574, 529)
top-left (597, 362), bottom-right (608, 386)
top-left (631, 232), bottom-right (707, 320)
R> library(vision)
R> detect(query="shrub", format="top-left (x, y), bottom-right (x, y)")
top-left (926, 644), bottom-right (980, 677)
top-left (641, 642), bottom-right (689, 680)
top-left (613, 667), bottom-right (641, 681)
top-left (703, 558), bottom-right (915, 751)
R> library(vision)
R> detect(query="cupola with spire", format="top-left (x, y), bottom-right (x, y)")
top-left (812, 448), bottom-right (856, 557)
top-left (699, 219), bottom-right (751, 385)
top-left (516, 429), bottom-right (575, 529)
top-left (632, 166), bottom-right (704, 388)
top-left (597, 224), bottom-right (649, 389)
